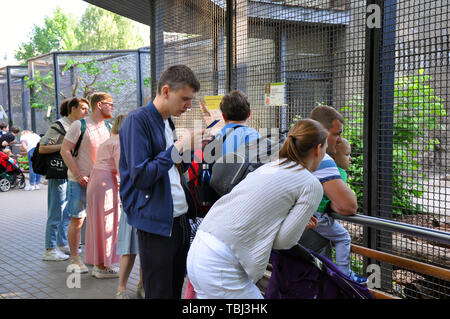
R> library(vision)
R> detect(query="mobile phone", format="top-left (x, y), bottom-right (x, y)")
top-left (206, 119), bottom-right (220, 129)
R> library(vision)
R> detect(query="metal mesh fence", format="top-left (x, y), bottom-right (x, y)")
top-left (1, 0), bottom-right (448, 299)
top-left (151, 0), bottom-right (449, 298)
top-left (27, 49), bottom-right (150, 135)
top-left (0, 66), bottom-right (30, 130)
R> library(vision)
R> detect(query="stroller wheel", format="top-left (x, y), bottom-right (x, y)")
top-left (17, 178), bottom-right (26, 189)
top-left (0, 178), bottom-right (11, 192)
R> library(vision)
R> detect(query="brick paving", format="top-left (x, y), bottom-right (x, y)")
top-left (0, 183), bottom-right (142, 299)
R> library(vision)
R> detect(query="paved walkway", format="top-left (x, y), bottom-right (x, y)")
top-left (0, 183), bottom-right (142, 299)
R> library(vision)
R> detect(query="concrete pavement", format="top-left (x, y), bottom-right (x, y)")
top-left (0, 183), bottom-right (142, 299)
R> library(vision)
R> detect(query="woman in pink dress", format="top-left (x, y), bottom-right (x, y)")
top-left (85, 115), bottom-right (126, 278)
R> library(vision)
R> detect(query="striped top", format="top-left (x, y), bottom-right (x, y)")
top-left (199, 159), bottom-right (323, 283)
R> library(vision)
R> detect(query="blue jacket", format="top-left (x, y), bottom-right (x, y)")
top-left (118, 101), bottom-right (196, 236)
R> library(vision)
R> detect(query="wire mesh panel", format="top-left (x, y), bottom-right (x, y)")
top-left (56, 50), bottom-right (141, 117)
top-left (28, 54), bottom-right (58, 135)
top-left (8, 67), bottom-right (30, 130)
top-left (152, 0), bottom-right (228, 129)
top-left (373, 0), bottom-right (450, 297)
top-left (0, 68), bottom-right (8, 125)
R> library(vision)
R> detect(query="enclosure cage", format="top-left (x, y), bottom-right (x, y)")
top-left (0, 66), bottom-right (30, 130)
top-left (27, 47), bottom-right (151, 135)
top-left (144, 0), bottom-right (449, 298)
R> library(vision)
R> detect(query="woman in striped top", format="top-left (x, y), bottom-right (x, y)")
top-left (186, 119), bottom-right (329, 299)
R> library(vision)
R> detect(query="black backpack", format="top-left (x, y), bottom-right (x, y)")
top-left (31, 121), bottom-right (68, 179)
top-left (209, 130), bottom-right (282, 196)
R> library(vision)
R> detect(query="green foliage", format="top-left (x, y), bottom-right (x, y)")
top-left (17, 156), bottom-right (29, 171)
top-left (340, 69), bottom-right (446, 216)
top-left (15, 5), bottom-right (146, 64)
top-left (24, 71), bottom-right (56, 115)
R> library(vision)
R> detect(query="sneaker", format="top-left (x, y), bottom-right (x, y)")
top-left (116, 291), bottom-right (130, 299)
top-left (66, 256), bottom-right (89, 273)
top-left (92, 265), bottom-right (119, 279)
top-left (137, 286), bottom-right (145, 299)
top-left (34, 185), bottom-right (40, 190)
top-left (24, 185), bottom-right (32, 191)
top-left (42, 249), bottom-right (69, 261)
top-left (58, 245), bottom-right (82, 255)
top-left (348, 270), bottom-right (368, 285)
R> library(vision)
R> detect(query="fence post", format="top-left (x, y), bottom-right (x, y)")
top-left (226, 0), bottom-right (234, 93)
top-left (53, 53), bottom-right (61, 120)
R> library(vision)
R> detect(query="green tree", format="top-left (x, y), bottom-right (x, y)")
top-left (75, 6), bottom-right (145, 51)
top-left (15, 5), bottom-right (146, 64)
top-left (15, 8), bottom-right (78, 64)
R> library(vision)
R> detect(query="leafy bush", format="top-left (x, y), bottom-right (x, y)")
top-left (341, 69), bottom-right (446, 216)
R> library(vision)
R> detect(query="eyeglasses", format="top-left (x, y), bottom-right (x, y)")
top-left (101, 102), bottom-right (114, 107)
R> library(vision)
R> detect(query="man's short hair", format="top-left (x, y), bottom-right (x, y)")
top-left (157, 65), bottom-right (200, 94)
top-left (219, 90), bottom-right (251, 122)
top-left (10, 126), bottom-right (20, 134)
top-left (0, 122), bottom-right (7, 130)
top-left (89, 93), bottom-right (112, 112)
top-left (309, 105), bottom-right (344, 129)
top-left (69, 97), bottom-right (90, 112)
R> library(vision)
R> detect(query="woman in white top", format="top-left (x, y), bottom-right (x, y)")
top-left (186, 119), bottom-right (329, 299)
top-left (20, 130), bottom-right (43, 190)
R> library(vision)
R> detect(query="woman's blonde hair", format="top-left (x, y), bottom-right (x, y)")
top-left (279, 119), bottom-right (328, 169)
top-left (111, 114), bottom-right (126, 134)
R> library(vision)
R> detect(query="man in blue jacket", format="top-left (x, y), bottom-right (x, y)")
top-left (119, 65), bottom-right (204, 299)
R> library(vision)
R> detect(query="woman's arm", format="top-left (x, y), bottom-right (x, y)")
top-left (272, 181), bottom-right (323, 250)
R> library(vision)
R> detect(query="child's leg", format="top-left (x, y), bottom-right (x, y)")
top-left (312, 214), bottom-right (352, 275)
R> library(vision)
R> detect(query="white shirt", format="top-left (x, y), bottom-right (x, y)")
top-left (20, 133), bottom-right (41, 153)
top-left (164, 120), bottom-right (188, 218)
top-left (199, 159), bottom-right (323, 283)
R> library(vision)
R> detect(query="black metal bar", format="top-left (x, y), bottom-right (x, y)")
top-left (53, 53), bottom-right (61, 119)
top-left (331, 212), bottom-right (450, 246)
top-left (28, 63), bottom-right (36, 133)
top-left (136, 51), bottom-right (143, 107)
top-left (149, 0), bottom-right (157, 100)
top-left (6, 67), bottom-right (13, 128)
top-left (364, 0), bottom-right (382, 253)
top-left (225, 0), bottom-right (233, 93)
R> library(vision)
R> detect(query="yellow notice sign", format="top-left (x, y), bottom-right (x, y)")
top-left (203, 95), bottom-right (224, 110)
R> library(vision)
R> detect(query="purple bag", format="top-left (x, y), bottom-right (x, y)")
top-left (265, 245), bottom-right (374, 299)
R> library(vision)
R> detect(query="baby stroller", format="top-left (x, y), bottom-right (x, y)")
top-left (265, 243), bottom-right (374, 299)
top-left (0, 152), bottom-right (26, 192)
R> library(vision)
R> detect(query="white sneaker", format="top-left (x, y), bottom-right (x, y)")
top-left (66, 256), bottom-right (89, 273)
top-left (92, 265), bottom-right (119, 279)
top-left (34, 185), bottom-right (40, 190)
top-left (24, 185), bottom-right (32, 191)
top-left (42, 249), bottom-right (69, 261)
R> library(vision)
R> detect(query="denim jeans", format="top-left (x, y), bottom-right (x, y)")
top-left (45, 179), bottom-right (70, 249)
top-left (64, 181), bottom-right (87, 218)
top-left (312, 213), bottom-right (352, 276)
top-left (27, 148), bottom-right (42, 185)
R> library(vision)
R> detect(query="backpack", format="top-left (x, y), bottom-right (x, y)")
top-left (31, 121), bottom-right (67, 179)
top-left (209, 130), bottom-right (282, 196)
top-left (187, 127), bottom-right (282, 214)
top-left (265, 244), bottom-right (374, 299)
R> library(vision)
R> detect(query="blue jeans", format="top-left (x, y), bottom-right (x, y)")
top-left (45, 179), bottom-right (70, 249)
top-left (312, 213), bottom-right (352, 276)
top-left (28, 148), bottom-right (42, 185)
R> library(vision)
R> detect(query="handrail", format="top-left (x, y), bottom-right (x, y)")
top-left (330, 212), bottom-right (450, 246)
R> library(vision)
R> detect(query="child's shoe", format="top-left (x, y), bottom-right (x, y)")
top-left (348, 270), bottom-right (368, 285)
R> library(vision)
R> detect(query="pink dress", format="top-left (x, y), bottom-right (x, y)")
top-left (85, 134), bottom-right (121, 267)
